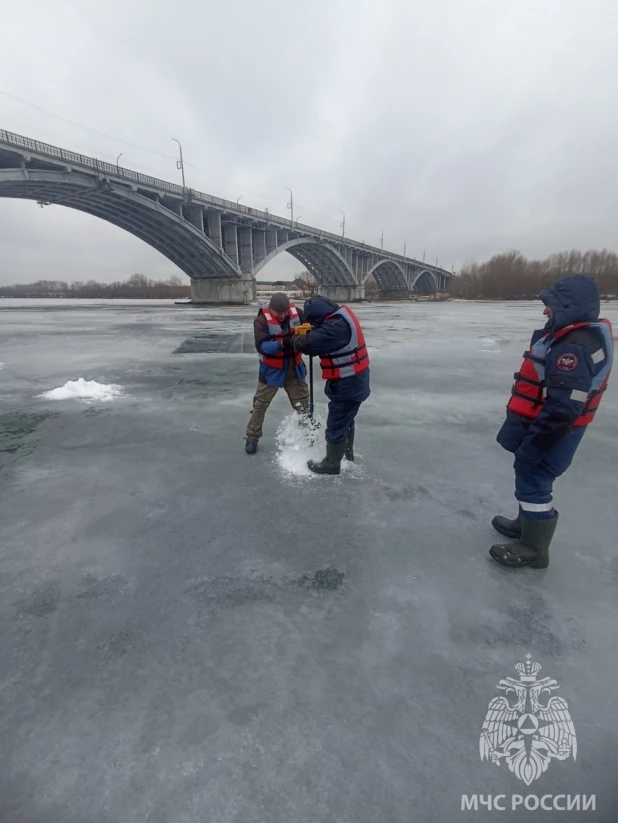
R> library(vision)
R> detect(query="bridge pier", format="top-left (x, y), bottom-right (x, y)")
top-left (318, 284), bottom-right (365, 303)
top-left (191, 277), bottom-right (256, 305)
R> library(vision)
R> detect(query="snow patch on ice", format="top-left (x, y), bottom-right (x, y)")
top-left (38, 378), bottom-right (126, 402)
top-left (0, 362), bottom-right (4, 369)
top-left (275, 406), bottom-right (365, 480)
top-left (275, 408), bottom-right (326, 477)
top-left (476, 336), bottom-right (501, 353)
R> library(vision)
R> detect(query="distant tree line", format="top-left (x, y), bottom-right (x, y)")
top-left (0, 273), bottom-right (190, 299)
top-left (292, 271), bottom-right (319, 297)
top-left (450, 249), bottom-right (618, 300)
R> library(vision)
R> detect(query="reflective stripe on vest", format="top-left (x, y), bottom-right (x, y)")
top-left (507, 319), bottom-right (614, 426)
top-left (319, 306), bottom-right (370, 380)
top-left (259, 303), bottom-right (302, 369)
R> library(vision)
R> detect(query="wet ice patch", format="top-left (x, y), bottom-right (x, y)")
top-left (38, 378), bottom-right (125, 403)
top-left (477, 336), bottom-right (501, 353)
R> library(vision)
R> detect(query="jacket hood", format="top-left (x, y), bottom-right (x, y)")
top-left (303, 296), bottom-right (340, 326)
top-left (540, 275), bottom-right (600, 329)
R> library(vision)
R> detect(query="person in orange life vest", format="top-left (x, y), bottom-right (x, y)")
top-left (490, 275), bottom-right (613, 569)
top-left (245, 293), bottom-right (309, 455)
top-left (290, 296), bottom-right (370, 475)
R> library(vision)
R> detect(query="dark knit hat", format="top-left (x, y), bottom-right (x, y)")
top-left (269, 293), bottom-right (290, 312)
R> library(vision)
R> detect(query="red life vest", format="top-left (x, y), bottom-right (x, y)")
top-left (259, 303), bottom-right (303, 370)
top-left (507, 319), bottom-right (614, 427)
top-left (319, 306), bottom-right (370, 380)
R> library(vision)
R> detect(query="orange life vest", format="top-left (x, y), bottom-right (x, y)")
top-left (259, 303), bottom-right (303, 370)
top-left (319, 306), bottom-right (370, 380)
top-left (507, 319), bottom-right (613, 427)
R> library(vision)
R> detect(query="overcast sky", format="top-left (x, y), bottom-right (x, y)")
top-left (1, 0), bottom-right (617, 284)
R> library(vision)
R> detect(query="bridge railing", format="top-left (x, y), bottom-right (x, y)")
top-left (0, 128), bottom-right (451, 277)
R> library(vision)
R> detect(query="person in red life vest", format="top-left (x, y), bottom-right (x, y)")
top-left (290, 296), bottom-right (370, 475)
top-left (245, 293), bottom-right (309, 454)
top-left (490, 275), bottom-right (613, 569)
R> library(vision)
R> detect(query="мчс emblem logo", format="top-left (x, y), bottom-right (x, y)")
top-left (556, 352), bottom-right (579, 371)
top-left (480, 655), bottom-right (576, 786)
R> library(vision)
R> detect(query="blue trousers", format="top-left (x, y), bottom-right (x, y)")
top-left (514, 458), bottom-right (556, 520)
top-left (325, 400), bottom-right (362, 443)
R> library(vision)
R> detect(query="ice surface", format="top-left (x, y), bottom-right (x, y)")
top-left (477, 335), bottom-right (502, 352)
top-left (38, 377), bottom-right (125, 402)
top-left (1, 297), bottom-right (617, 822)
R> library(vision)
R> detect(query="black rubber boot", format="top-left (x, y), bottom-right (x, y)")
top-left (344, 426), bottom-right (355, 461)
top-left (492, 508), bottom-right (522, 539)
top-left (489, 512), bottom-right (558, 569)
top-left (308, 441), bottom-right (347, 475)
top-left (245, 440), bottom-right (258, 455)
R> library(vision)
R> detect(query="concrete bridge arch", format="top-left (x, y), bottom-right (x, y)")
top-left (0, 129), bottom-right (453, 303)
top-left (365, 259), bottom-right (408, 296)
top-left (254, 237), bottom-right (356, 285)
top-left (0, 168), bottom-right (240, 280)
top-left (411, 269), bottom-right (439, 293)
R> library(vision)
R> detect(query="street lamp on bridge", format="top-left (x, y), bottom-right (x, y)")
top-left (237, 195), bottom-right (244, 207)
top-left (172, 138), bottom-right (186, 190)
top-left (116, 152), bottom-right (123, 171)
top-left (380, 230), bottom-right (384, 251)
top-left (286, 188), bottom-right (294, 225)
top-left (339, 210), bottom-right (346, 239)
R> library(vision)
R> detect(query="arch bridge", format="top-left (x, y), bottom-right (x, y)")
top-left (0, 129), bottom-right (452, 303)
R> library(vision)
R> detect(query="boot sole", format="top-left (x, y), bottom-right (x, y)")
top-left (489, 546), bottom-right (548, 569)
top-left (307, 461), bottom-right (340, 475)
top-left (308, 467), bottom-right (340, 475)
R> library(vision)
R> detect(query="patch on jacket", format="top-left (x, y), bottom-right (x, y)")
top-left (556, 352), bottom-right (579, 372)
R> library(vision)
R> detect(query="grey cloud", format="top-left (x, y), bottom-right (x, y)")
top-left (1, 0), bottom-right (617, 284)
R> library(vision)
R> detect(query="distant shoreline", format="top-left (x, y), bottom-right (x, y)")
top-left (0, 295), bottom-right (183, 300)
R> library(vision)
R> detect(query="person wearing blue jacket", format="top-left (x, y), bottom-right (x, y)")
top-left (245, 293), bottom-right (309, 454)
top-left (291, 296), bottom-right (370, 474)
top-left (490, 275), bottom-right (614, 569)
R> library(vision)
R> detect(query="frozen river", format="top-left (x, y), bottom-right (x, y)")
top-left (1, 298), bottom-right (617, 821)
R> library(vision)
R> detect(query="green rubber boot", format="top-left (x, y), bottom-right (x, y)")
top-left (489, 512), bottom-right (558, 569)
top-left (308, 441), bottom-right (347, 475)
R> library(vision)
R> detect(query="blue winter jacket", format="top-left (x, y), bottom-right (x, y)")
top-left (254, 308), bottom-right (307, 388)
top-left (497, 274), bottom-right (610, 474)
top-left (294, 296), bottom-right (371, 403)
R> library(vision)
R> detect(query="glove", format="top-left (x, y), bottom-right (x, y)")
top-left (294, 323), bottom-right (312, 336)
top-left (260, 339), bottom-right (283, 356)
top-left (281, 333), bottom-right (294, 350)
